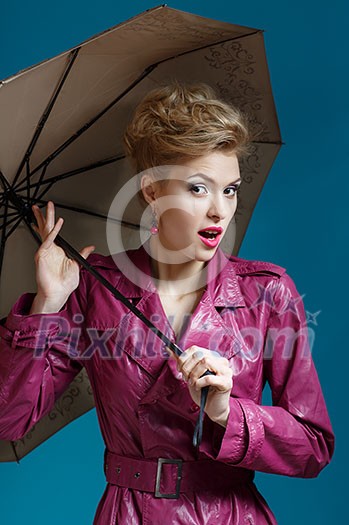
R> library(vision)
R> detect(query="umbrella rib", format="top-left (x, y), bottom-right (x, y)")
top-left (3, 216), bottom-right (23, 242)
top-left (1, 213), bottom-right (22, 229)
top-left (153, 29), bottom-right (263, 67)
top-left (252, 140), bottom-right (284, 145)
top-left (31, 163), bottom-right (49, 203)
top-left (12, 48), bottom-right (80, 189)
top-left (0, 201), bottom-right (20, 216)
top-left (14, 154), bottom-right (125, 194)
top-left (26, 158), bottom-right (31, 202)
top-left (0, 172), bottom-right (22, 215)
top-left (14, 64), bottom-right (157, 191)
top-left (10, 442), bottom-right (21, 464)
top-left (0, 210), bottom-right (18, 219)
top-left (0, 172), bottom-right (32, 226)
top-left (0, 171), bottom-right (36, 241)
top-left (33, 198), bottom-right (145, 231)
top-left (0, 199), bottom-right (10, 281)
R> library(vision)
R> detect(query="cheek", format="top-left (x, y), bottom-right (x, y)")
top-left (161, 208), bottom-right (198, 231)
top-left (225, 199), bottom-right (238, 219)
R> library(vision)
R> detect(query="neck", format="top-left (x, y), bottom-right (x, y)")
top-left (148, 236), bottom-right (207, 295)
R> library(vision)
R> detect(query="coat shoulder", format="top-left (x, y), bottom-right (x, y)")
top-left (228, 254), bottom-right (287, 278)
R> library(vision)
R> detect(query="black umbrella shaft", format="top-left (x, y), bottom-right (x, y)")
top-left (3, 185), bottom-right (215, 447)
top-left (52, 234), bottom-right (213, 449)
top-left (56, 234), bottom-right (183, 354)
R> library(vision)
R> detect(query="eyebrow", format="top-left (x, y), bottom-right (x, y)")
top-left (187, 173), bottom-right (242, 185)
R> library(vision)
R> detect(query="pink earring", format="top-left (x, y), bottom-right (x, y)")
top-left (150, 209), bottom-right (159, 235)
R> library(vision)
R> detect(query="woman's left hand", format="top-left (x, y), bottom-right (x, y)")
top-left (166, 345), bottom-right (233, 427)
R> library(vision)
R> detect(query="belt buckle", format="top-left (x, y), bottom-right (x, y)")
top-left (155, 458), bottom-right (183, 499)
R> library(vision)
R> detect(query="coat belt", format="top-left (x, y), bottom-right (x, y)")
top-left (104, 449), bottom-right (254, 499)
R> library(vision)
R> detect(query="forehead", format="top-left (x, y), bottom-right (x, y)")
top-left (166, 151), bottom-right (240, 183)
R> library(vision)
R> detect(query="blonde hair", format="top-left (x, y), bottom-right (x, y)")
top-left (123, 82), bottom-right (252, 173)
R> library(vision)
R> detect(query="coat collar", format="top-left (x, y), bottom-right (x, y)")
top-left (107, 241), bottom-right (246, 308)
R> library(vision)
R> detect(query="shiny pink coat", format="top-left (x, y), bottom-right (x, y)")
top-left (0, 243), bottom-right (335, 524)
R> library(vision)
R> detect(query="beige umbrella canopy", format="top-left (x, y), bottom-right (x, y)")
top-left (0, 5), bottom-right (282, 461)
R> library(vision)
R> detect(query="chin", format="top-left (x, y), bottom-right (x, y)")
top-left (193, 246), bottom-right (219, 262)
top-left (160, 238), bottom-right (219, 263)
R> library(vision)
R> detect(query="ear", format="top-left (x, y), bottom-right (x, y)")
top-left (140, 174), bottom-right (161, 205)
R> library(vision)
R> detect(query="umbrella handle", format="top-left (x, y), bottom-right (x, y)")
top-left (192, 385), bottom-right (209, 448)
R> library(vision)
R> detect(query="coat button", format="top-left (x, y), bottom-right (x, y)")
top-left (190, 402), bottom-right (200, 412)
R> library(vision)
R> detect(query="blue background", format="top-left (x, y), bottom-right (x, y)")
top-left (0, 1), bottom-right (346, 523)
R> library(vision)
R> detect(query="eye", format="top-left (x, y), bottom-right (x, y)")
top-left (224, 185), bottom-right (240, 197)
top-left (188, 184), bottom-right (208, 195)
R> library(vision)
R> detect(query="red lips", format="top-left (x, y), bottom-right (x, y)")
top-left (197, 226), bottom-right (223, 248)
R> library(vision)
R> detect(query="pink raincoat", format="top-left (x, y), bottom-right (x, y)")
top-left (0, 242), bottom-right (335, 524)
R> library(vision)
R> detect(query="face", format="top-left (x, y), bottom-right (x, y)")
top-left (141, 151), bottom-right (241, 263)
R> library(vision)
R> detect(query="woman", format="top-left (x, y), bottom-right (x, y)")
top-left (0, 83), bottom-right (334, 524)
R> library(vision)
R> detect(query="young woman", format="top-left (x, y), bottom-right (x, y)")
top-left (0, 83), bottom-right (334, 524)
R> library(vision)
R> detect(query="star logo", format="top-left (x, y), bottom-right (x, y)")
top-left (249, 281), bottom-right (280, 310)
top-left (249, 282), bottom-right (306, 318)
top-left (279, 293), bottom-right (305, 317)
top-left (305, 310), bottom-right (321, 326)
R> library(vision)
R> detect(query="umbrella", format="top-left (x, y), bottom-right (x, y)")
top-left (0, 4), bottom-right (282, 462)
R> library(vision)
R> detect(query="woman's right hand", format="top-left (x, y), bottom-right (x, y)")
top-left (30, 201), bottom-right (95, 314)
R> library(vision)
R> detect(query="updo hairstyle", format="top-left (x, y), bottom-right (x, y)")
top-left (123, 82), bottom-right (252, 174)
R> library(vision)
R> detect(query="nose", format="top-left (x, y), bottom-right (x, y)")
top-left (206, 194), bottom-right (230, 222)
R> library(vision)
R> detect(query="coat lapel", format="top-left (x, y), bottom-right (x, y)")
top-left (113, 243), bottom-right (248, 402)
top-left (91, 243), bottom-right (286, 411)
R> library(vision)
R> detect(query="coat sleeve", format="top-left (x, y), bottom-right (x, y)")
top-left (199, 272), bottom-right (335, 478)
top-left (0, 268), bottom-right (89, 441)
